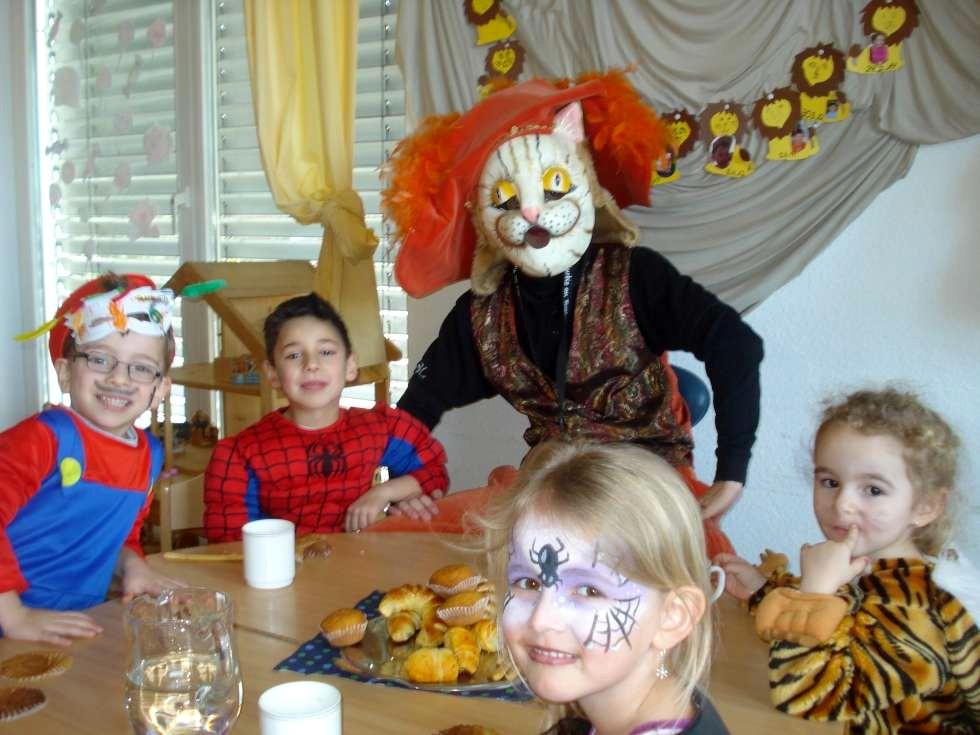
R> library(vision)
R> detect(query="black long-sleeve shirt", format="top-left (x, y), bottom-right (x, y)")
top-left (398, 245), bottom-right (763, 483)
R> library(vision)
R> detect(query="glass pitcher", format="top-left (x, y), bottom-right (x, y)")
top-left (124, 588), bottom-right (243, 735)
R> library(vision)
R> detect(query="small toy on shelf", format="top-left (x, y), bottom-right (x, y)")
top-left (229, 355), bottom-right (261, 385)
top-left (188, 410), bottom-right (219, 447)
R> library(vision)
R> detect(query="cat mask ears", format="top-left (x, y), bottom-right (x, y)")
top-left (381, 70), bottom-right (669, 298)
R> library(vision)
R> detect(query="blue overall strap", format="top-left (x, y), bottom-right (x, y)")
top-left (8, 409), bottom-right (151, 610)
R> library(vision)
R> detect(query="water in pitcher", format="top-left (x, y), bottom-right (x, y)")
top-left (125, 652), bottom-right (242, 735)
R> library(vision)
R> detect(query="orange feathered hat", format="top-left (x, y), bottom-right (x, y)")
top-left (382, 71), bottom-right (668, 298)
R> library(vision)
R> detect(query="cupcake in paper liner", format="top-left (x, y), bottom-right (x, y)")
top-left (436, 590), bottom-right (494, 627)
top-left (319, 608), bottom-right (368, 647)
top-left (0, 652), bottom-right (72, 682)
top-left (0, 687), bottom-right (46, 722)
top-left (428, 564), bottom-right (483, 598)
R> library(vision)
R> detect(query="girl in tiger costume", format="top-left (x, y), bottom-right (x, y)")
top-left (717, 388), bottom-right (979, 733)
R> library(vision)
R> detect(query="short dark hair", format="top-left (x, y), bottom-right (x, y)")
top-left (62, 272), bottom-right (177, 371)
top-left (263, 292), bottom-right (352, 362)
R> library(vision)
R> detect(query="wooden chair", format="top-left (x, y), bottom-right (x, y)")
top-left (158, 473), bottom-right (206, 552)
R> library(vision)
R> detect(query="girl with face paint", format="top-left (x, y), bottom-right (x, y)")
top-left (478, 442), bottom-right (729, 735)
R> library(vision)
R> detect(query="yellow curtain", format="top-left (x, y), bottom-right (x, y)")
top-left (244, 0), bottom-right (385, 368)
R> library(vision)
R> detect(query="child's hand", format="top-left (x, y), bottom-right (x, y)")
top-left (387, 490), bottom-right (443, 521)
top-left (345, 486), bottom-right (392, 533)
top-left (799, 525), bottom-right (870, 595)
top-left (0, 596), bottom-right (102, 647)
top-left (120, 555), bottom-right (185, 603)
top-left (699, 480), bottom-right (743, 520)
top-left (714, 553), bottom-right (767, 600)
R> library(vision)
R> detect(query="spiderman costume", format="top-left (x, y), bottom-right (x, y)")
top-left (203, 405), bottom-right (448, 541)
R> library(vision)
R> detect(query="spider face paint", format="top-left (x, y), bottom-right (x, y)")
top-left (502, 513), bottom-right (673, 707)
top-left (503, 518), bottom-right (650, 652)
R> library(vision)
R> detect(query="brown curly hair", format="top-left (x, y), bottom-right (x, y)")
top-left (816, 388), bottom-right (961, 555)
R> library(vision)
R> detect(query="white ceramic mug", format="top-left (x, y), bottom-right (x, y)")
top-left (259, 681), bottom-right (342, 735)
top-left (242, 519), bottom-right (295, 589)
top-left (708, 564), bottom-right (727, 603)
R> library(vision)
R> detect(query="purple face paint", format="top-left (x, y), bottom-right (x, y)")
top-left (503, 518), bottom-right (650, 651)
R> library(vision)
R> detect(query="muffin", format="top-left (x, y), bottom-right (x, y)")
top-left (437, 590), bottom-right (493, 627)
top-left (319, 608), bottom-right (368, 647)
top-left (428, 564), bottom-right (482, 597)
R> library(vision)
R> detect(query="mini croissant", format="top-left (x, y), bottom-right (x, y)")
top-left (445, 626), bottom-right (480, 674)
top-left (471, 618), bottom-right (499, 653)
top-left (404, 647), bottom-right (459, 684)
top-left (387, 610), bottom-right (421, 643)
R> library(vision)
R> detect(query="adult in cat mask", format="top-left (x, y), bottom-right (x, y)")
top-left (382, 72), bottom-right (762, 556)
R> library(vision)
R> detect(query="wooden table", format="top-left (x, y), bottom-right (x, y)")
top-left (0, 534), bottom-right (838, 733)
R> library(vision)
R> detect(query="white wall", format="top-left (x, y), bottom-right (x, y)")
top-left (410, 135), bottom-right (980, 562)
top-left (0, 0), bottom-right (36, 427)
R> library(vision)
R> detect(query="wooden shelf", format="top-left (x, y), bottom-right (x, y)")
top-left (169, 362), bottom-right (267, 397)
top-left (169, 444), bottom-right (215, 476)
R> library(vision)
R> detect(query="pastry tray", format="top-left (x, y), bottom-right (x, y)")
top-left (336, 617), bottom-right (513, 693)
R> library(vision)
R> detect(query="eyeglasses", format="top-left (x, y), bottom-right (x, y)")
top-left (74, 351), bottom-right (162, 384)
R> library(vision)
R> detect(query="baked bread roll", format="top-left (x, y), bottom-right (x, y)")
top-left (386, 610), bottom-right (421, 642)
top-left (470, 618), bottom-right (499, 653)
top-left (379, 584), bottom-right (440, 622)
top-left (428, 564), bottom-right (482, 597)
top-left (445, 626), bottom-right (480, 674)
top-left (415, 618), bottom-right (448, 648)
top-left (437, 590), bottom-right (493, 626)
top-left (404, 647), bottom-right (459, 684)
top-left (320, 608), bottom-right (368, 647)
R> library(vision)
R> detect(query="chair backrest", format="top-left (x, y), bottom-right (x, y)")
top-left (159, 473), bottom-right (205, 552)
top-left (672, 365), bottom-right (711, 427)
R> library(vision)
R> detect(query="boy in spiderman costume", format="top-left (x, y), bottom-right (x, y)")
top-left (203, 293), bottom-right (448, 540)
top-left (0, 273), bottom-right (183, 645)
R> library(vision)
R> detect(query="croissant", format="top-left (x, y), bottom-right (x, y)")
top-left (470, 618), bottom-right (499, 653)
top-left (445, 626), bottom-right (480, 674)
top-left (404, 647), bottom-right (459, 684)
top-left (415, 617), bottom-right (448, 648)
top-left (386, 610), bottom-right (421, 642)
top-left (379, 584), bottom-right (440, 622)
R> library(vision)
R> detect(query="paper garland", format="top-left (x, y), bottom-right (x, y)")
top-left (652, 109), bottom-right (700, 186)
top-left (463, 0), bottom-right (527, 98)
top-left (792, 43), bottom-right (850, 123)
top-left (847, 0), bottom-right (919, 74)
top-left (700, 102), bottom-right (755, 178)
top-left (752, 87), bottom-right (819, 162)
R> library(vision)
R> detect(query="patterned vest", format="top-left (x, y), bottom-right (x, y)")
top-left (471, 244), bottom-right (693, 468)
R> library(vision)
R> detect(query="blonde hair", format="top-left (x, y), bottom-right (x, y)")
top-left (473, 441), bottom-right (713, 724)
top-left (817, 388), bottom-right (961, 555)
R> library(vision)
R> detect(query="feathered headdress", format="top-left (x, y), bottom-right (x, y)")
top-left (382, 71), bottom-right (669, 298)
top-left (16, 273), bottom-right (224, 364)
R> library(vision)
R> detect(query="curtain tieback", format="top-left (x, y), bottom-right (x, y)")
top-left (318, 189), bottom-right (379, 263)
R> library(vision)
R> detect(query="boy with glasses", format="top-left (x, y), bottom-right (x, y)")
top-left (0, 273), bottom-right (183, 645)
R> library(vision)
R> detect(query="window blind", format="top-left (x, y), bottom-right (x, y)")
top-left (36, 0), bottom-right (409, 421)
top-left (213, 0), bottom-right (409, 403)
top-left (38, 0), bottom-right (187, 422)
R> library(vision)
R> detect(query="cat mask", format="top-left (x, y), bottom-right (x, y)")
top-left (382, 72), bottom-right (669, 297)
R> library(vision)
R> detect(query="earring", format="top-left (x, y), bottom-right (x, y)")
top-left (655, 650), bottom-right (669, 680)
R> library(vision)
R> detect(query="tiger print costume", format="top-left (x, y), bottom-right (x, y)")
top-left (749, 557), bottom-right (979, 733)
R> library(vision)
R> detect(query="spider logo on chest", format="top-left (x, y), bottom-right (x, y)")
top-left (306, 441), bottom-right (346, 478)
top-left (529, 538), bottom-right (569, 587)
